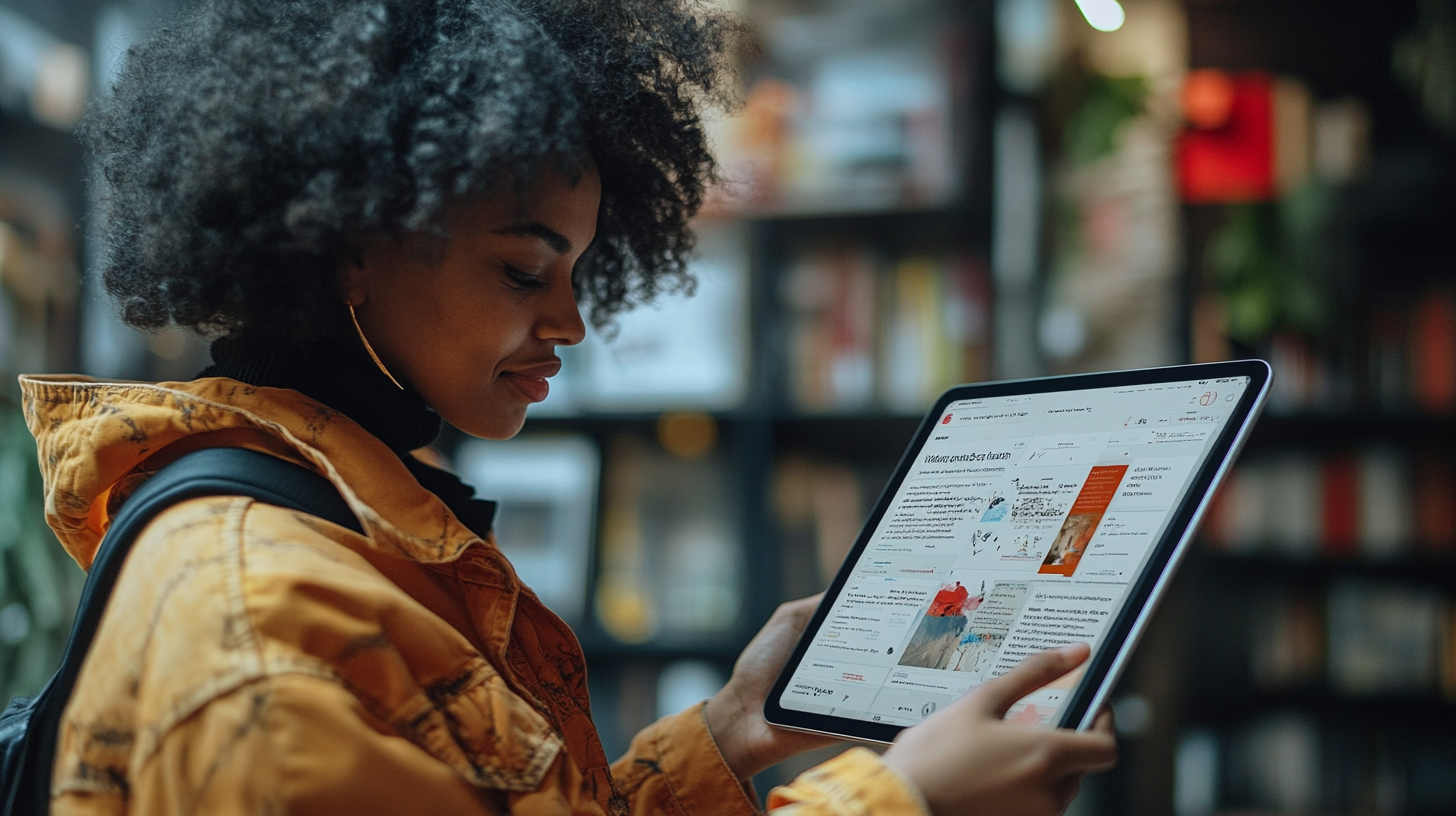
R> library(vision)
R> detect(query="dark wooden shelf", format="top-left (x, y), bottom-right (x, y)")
top-left (1189, 547), bottom-right (1456, 584)
top-left (1247, 411), bottom-right (1456, 449)
top-left (1183, 685), bottom-right (1456, 728)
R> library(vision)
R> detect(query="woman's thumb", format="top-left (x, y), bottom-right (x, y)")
top-left (969, 643), bottom-right (1090, 718)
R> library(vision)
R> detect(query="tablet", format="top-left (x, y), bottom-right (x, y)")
top-left (765, 360), bottom-right (1271, 742)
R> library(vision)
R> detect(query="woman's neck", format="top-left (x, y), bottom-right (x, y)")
top-left (201, 334), bottom-right (442, 454)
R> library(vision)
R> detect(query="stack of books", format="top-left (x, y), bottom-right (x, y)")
top-left (781, 247), bottom-right (992, 413)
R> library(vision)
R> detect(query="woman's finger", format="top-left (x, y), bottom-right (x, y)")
top-left (969, 643), bottom-right (1091, 717)
top-left (1047, 730), bottom-right (1119, 772)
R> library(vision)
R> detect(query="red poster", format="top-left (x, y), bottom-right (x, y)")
top-left (1176, 72), bottom-right (1274, 203)
top-left (1039, 465), bottom-right (1128, 576)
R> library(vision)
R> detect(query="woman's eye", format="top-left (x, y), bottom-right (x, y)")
top-left (503, 264), bottom-right (547, 290)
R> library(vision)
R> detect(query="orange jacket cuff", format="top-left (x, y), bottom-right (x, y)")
top-left (767, 747), bottom-right (930, 816)
top-left (617, 703), bottom-right (762, 816)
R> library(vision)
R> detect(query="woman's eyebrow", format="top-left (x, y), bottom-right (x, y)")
top-left (494, 222), bottom-right (571, 253)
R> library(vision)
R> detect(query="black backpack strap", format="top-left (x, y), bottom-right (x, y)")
top-left (6, 448), bottom-right (360, 816)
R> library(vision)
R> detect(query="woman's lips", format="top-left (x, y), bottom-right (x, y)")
top-left (500, 361), bottom-right (560, 403)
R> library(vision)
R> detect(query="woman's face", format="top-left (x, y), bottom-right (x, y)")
top-left (342, 168), bottom-right (597, 439)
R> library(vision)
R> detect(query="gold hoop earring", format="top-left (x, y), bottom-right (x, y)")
top-left (348, 303), bottom-right (405, 390)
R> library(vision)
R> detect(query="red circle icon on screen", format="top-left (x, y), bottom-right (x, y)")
top-left (1199, 391), bottom-right (1217, 406)
top-left (942, 414), bottom-right (953, 424)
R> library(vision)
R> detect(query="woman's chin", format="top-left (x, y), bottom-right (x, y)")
top-left (457, 408), bottom-right (529, 441)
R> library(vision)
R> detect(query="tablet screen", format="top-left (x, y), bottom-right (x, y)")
top-left (776, 374), bottom-right (1253, 729)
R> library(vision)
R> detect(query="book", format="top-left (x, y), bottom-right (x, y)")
top-left (1414, 452), bottom-right (1455, 555)
top-left (784, 247), bottom-right (880, 411)
top-left (1272, 76), bottom-right (1312, 195)
top-left (1368, 307), bottom-right (1408, 413)
top-left (1250, 589), bottom-right (1323, 690)
top-left (770, 455), bottom-right (869, 598)
top-left (880, 255), bottom-right (993, 412)
top-left (1443, 601), bottom-right (1456, 701)
top-left (1312, 98), bottom-right (1371, 183)
top-left (1207, 461), bottom-right (1268, 553)
top-left (1266, 334), bottom-right (1322, 414)
top-left (1358, 448), bottom-right (1412, 559)
top-left (946, 256), bottom-right (993, 385)
top-left (1327, 580), bottom-right (1441, 695)
top-left (1266, 454), bottom-right (1321, 556)
top-left (1320, 454), bottom-right (1360, 557)
top-left (881, 257), bottom-right (946, 413)
top-left (1411, 289), bottom-right (1456, 415)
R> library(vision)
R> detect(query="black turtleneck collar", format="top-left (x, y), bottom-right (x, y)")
top-left (202, 335), bottom-right (441, 453)
top-left (200, 335), bottom-right (496, 536)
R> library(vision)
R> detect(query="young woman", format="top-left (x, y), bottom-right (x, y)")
top-left (22, 0), bottom-right (1115, 813)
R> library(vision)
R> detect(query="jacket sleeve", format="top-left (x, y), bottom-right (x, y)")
top-left (610, 704), bottom-right (762, 816)
top-left (766, 749), bottom-right (929, 816)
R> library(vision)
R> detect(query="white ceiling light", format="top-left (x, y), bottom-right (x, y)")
top-left (1074, 0), bottom-right (1126, 32)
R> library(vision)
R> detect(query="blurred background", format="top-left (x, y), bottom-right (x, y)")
top-left (2, 0), bottom-right (1455, 813)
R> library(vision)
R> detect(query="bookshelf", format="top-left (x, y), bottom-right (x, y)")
top-left (1133, 2), bottom-right (1456, 815)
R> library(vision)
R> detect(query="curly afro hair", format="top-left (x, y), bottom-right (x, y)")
top-left (85, 0), bottom-right (747, 339)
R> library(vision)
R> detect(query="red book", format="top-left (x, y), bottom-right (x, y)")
top-left (1176, 72), bottom-right (1275, 203)
top-left (1412, 290), bottom-right (1456, 415)
top-left (1321, 455), bottom-right (1360, 557)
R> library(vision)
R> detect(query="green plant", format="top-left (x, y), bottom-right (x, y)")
top-left (1205, 183), bottom-right (1332, 345)
top-left (1063, 74), bottom-right (1149, 166)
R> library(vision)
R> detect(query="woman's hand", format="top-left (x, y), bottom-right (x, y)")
top-left (704, 595), bottom-right (840, 779)
top-left (882, 643), bottom-right (1117, 816)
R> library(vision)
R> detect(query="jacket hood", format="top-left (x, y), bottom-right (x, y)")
top-left (19, 374), bottom-right (481, 570)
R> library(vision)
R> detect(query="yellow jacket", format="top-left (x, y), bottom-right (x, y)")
top-left (19, 374), bottom-right (925, 816)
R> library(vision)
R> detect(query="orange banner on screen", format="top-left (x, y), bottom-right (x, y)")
top-left (1039, 465), bottom-right (1129, 576)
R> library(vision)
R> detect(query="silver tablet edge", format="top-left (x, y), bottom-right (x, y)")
top-left (1073, 363), bottom-right (1273, 730)
top-left (767, 721), bottom-right (895, 746)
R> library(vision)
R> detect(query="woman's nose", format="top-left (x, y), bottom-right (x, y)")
top-left (540, 277), bottom-right (587, 346)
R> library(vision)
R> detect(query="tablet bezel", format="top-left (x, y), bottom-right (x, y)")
top-left (763, 360), bottom-right (1272, 743)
